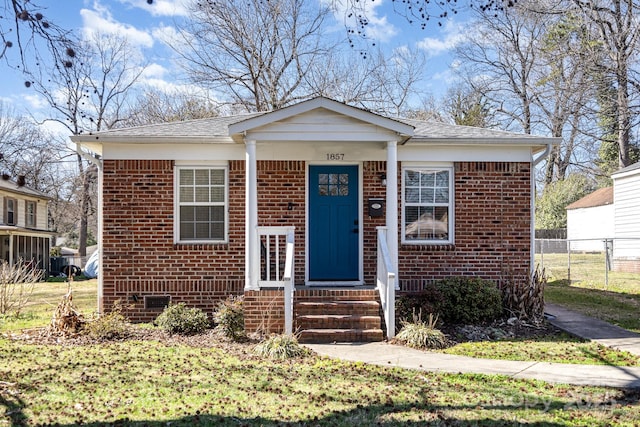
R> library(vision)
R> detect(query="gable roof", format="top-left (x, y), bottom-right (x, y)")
top-left (566, 187), bottom-right (613, 210)
top-left (70, 96), bottom-right (558, 151)
top-left (0, 177), bottom-right (51, 200)
top-left (228, 97), bottom-right (414, 138)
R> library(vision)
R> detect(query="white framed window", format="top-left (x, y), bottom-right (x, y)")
top-left (175, 165), bottom-right (228, 243)
top-left (402, 165), bottom-right (454, 244)
top-left (4, 197), bottom-right (17, 226)
top-left (25, 201), bottom-right (37, 228)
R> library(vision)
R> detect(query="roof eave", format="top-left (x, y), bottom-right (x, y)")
top-left (71, 135), bottom-right (234, 145)
top-left (407, 137), bottom-right (561, 150)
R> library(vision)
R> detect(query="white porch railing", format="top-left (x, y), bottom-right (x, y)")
top-left (257, 226), bottom-right (295, 335)
top-left (376, 226), bottom-right (397, 339)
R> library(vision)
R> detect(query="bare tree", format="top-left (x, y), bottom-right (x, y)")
top-left (28, 33), bottom-right (146, 257)
top-left (0, 102), bottom-right (67, 190)
top-left (443, 84), bottom-right (495, 127)
top-left (175, 0), bottom-right (333, 112)
top-left (0, 0), bottom-right (76, 72)
top-left (456, 1), bottom-right (595, 183)
top-left (569, 0), bottom-right (640, 169)
top-left (120, 87), bottom-right (221, 127)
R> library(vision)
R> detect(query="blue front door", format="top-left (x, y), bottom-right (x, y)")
top-left (309, 165), bottom-right (359, 281)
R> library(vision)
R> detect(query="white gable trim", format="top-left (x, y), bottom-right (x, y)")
top-left (228, 97), bottom-right (414, 139)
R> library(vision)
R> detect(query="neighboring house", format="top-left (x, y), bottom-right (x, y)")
top-left (71, 97), bottom-right (557, 342)
top-left (0, 176), bottom-right (53, 276)
top-left (566, 187), bottom-right (614, 252)
top-left (612, 162), bottom-right (640, 273)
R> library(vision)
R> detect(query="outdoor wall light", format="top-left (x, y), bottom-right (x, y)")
top-left (379, 173), bottom-right (387, 186)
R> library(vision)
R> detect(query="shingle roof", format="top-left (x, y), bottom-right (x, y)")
top-left (70, 97), bottom-right (557, 146)
top-left (0, 178), bottom-right (50, 199)
top-left (566, 187), bottom-right (613, 210)
top-left (612, 161), bottom-right (640, 176)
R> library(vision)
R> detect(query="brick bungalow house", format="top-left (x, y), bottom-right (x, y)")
top-left (71, 97), bottom-right (557, 342)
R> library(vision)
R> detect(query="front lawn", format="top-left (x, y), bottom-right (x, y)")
top-left (545, 280), bottom-right (640, 333)
top-left (2, 334), bottom-right (639, 426)
top-left (2, 280), bottom-right (640, 425)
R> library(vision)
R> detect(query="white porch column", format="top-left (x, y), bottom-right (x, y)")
top-left (8, 233), bottom-right (14, 267)
top-left (386, 140), bottom-right (399, 288)
top-left (245, 139), bottom-right (260, 290)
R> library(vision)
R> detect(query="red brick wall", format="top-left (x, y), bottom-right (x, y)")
top-left (101, 159), bottom-right (531, 323)
top-left (397, 162), bottom-right (532, 291)
top-left (102, 160), bottom-right (246, 322)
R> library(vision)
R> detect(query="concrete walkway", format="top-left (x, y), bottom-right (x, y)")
top-left (305, 304), bottom-right (640, 389)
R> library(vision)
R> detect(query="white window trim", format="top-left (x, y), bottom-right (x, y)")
top-left (25, 200), bottom-right (37, 228)
top-left (174, 164), bottom-right (229, 244)
top-left (401, 164), bottom-right (455, 245)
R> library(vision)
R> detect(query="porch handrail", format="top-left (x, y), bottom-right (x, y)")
top-left (257, 226), bottom-right (295, 335)
top-left (283, 230), bottom-right (295, 335)
top-left (376, 226), bottom-right (396, 339)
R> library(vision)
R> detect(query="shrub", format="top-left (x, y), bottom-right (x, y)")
top-left (213, 295), bottom-right (245, 341)
top-left (0, 260), bottom-right (42, 316)
top-left (395, 284), bottom-right (444, 327)
top-left (435, 277), bottom-right (503, 324)
top-left (254, 334), bottom-right (310, 359)
top-left (394, 311), bottom-right (447, 350)
top-left (501, 265), bottom-right (547, 324)
top-left (155, 302), bottom-right (210, 335)
top-left (85, 301), bottom-right (130, 340)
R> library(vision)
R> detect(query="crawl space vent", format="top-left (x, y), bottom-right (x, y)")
top-left (144, 295), bottom-right (171, 310)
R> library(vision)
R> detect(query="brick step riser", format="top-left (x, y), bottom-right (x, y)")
top-left (295, 302), bottom-right (381, 317)
top-left (298, 329), bottom-right (384, 344)
top-left (295, 295), bottom-right (380, 303)
top-left (296, 315), bottom-right (381, 330)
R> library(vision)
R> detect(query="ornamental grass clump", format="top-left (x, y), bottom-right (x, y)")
top-left (254, 334), bottom-right (310, 360)
top-left (395, 311), bottom-right (448, 350)
top-left (213, 295), bottom-right (245, 341)
top-left (155, 302), bottom-right (210, 335)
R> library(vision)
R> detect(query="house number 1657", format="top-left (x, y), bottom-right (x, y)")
top-left (326, 153), bottom-right (345, 160)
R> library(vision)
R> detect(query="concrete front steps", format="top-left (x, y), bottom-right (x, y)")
top-left (294, 288), bottom-right (384, 343)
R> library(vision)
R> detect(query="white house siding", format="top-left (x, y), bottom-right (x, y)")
top-left (613, 169), bottom-right (640, 268)
top-left (566, 205), bottom-right (614, 252)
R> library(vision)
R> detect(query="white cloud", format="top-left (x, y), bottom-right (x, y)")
top-left (118, 0), bottom-right (190, 17)
top-left (152, 24), bottom-right (181, 47)
top-left (80, 4), bottom-right (154, 48)
top-left (22, 93), bottom-right (50, 111)
top-left (328, 0), bottom-right (398, 44)
top-left (416, 19), bottom-right (466, 57)
top-left (141, 63), bottom-right (169, 80)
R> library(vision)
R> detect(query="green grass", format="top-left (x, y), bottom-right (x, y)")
top-left (536, 253), bottom-right (640, 294)
top-left (2, 280), bottom-right (640, 425)
top-left (442, 332), bottom-right (640, 366)
top-left (545, 281), bottom-right (640, 333)
top-left (1, 337), bottom-right (639, 426)
top-left (0, 279), bottom-right (97, 332)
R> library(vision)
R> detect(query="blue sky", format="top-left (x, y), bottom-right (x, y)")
top-left (0, 0), bottom-right (470, 128)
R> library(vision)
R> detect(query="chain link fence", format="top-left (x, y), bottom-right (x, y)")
top-left (535, 238), bottom-right (640, 291)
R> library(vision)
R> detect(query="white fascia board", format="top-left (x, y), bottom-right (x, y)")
top-left (407, 137), bottom-right (560, 152)
top-left (398, 144), bottom-right (534, 162)
top-left (103, 143), bottom-right (245, 160)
